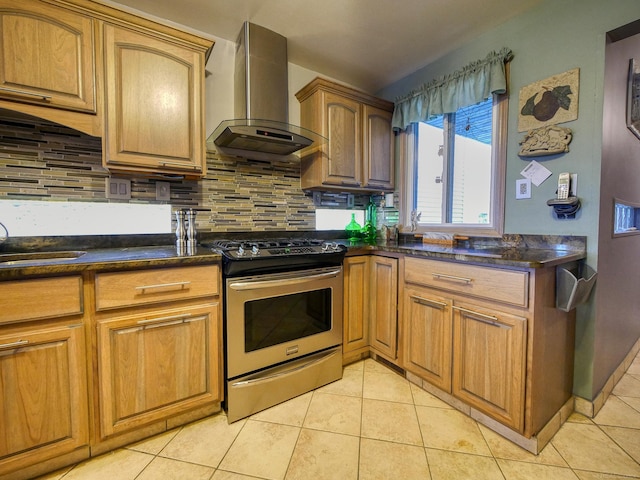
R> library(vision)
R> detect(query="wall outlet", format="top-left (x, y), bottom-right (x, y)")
top-left (347, 194), bottom-right (355, 208)
top-left (105, 177), bottom-right (131, 200)
top-left (312, 191), bottom-right (322, 205)
top-left (156, 181), bottom-right (170, 201)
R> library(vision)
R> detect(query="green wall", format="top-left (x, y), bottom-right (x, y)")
top-left (378, 0), bottom-right (640, 399)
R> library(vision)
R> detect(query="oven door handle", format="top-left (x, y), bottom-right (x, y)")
top-left (228, 268), bottom-right (341, 291)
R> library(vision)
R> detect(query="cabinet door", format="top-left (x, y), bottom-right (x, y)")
top-left (402, 287), bottom-right (453, 392)
top-left (0, 325), bottom-right (88, 474)
top-left (452, 302), bottom-right (526, 432)
top-left (343, 256), bottom-right (370, 353)
top-left (97, 303), bottom-right (220, 437)
top-left (363, 104), bottom-right (394, 190)
top-left (369, 256), bottom-right (398, 358)
top-left (103, 24), bottom-right (205, 176)
top-left (322, 91), bottom-right (361, 188)
top-left (0, 0), bottom-right (95, 113)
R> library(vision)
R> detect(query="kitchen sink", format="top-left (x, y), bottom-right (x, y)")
top-left (0, 250), bottom-right (87, 266)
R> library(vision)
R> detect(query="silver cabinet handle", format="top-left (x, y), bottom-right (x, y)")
top-left (160, 161), bottom-right (202, 171)
top-left (136, 313), bottom-right (201, 329)
top-left (135, 281), bottom-right (191, 293)
top-left (0, 339), bottom-right (29, 349)
top-left (432, 273), bottom-right (473, 284)
top-left (410, 295), bottom-right (447, 309)
top-left (0, 86), bottom-right (52, 101)
top-left (452, 306), bottom-right (506, 328)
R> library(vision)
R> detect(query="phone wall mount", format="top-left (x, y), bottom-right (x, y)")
top-left (547, 197), bottom-right (581, 219)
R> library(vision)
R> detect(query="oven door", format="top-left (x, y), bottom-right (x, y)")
top-left (225, 266), bottom-right (343, 379)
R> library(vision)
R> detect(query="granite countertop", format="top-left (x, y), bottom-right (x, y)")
top-left (344, 241), bottom-right (586, 268)
top-left (0, 245), bottom-right (221, 280)
top-left (0, 232), bottom-right (587, 280)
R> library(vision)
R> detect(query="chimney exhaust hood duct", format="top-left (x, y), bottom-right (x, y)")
top-left (208, 22), bottom-right (325, 157)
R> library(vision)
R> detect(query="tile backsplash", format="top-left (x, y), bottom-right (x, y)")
top-left (0, 111), bottom-right (368, 233)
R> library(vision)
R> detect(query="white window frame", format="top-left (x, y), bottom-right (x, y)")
top-left (398, 93), bottom-right (508, 237)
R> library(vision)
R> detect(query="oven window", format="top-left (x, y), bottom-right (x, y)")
top-left (244, 288), bottom-right (332, 352)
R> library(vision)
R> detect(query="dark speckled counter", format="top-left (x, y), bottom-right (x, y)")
top-left (342, 233), bottom-right (587, 269)
top-left (0, 245), bottom-right (221, 280)
top-left (0, 232), bottom-right (586, 280)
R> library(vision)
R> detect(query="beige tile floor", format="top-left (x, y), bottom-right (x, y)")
top-left (38, 356), bottom-right (640, 480)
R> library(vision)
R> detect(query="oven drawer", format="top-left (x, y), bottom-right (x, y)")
top-left (404, 257), bottom-right (529, 307)
top-left (95, 264), bottom-right (219, 310)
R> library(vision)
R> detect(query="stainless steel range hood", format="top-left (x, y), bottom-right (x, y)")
top-left (208, 22), bottom-right (325, 157)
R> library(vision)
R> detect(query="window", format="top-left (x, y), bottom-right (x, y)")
top-left (0, 200), bottom-right (171, 237)
top-left (614, 198), bottom-right (640, 236)
top-left (401, 94), bottom-right (507, 236)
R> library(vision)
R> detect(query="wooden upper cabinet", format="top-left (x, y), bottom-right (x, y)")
top-left (363, 104), bottom-right (394, 189)
top-left (296, 77), bottom-right (394, 192)
top-left (102, 23), bottom-right (206, 177)
top-left (0, 0), bottom-right (96, 113)
top-left (325, 92), bottom-right (362, 188)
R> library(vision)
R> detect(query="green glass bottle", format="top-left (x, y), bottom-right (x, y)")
top-left (363, 198), bottom-right (377, 243)
top-left (345, 213), bottom-right (362, 241)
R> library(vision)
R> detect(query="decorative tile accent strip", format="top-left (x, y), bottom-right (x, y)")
top-left (0, 112), bottom-right (371, 233)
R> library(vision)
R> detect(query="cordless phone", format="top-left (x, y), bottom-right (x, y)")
top-left (557, 172), bottom-right (570, 200)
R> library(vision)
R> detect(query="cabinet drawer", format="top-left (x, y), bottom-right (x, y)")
top-left (404, 257), bottom-right (529, 307)
top-left (95, 264), bottom-right (219, 310)
top-left (0, 276), bottom-right (83, 324)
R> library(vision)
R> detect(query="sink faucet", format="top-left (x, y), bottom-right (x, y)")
top-left (410, 210), bottom-right (421, 232)
top-left (0, 221), bottom-right (7, 245)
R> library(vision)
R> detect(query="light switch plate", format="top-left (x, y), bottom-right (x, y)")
top-left (516, 178), bottom-right (531, 199)
top-left (570, 174), bottom-right (578, 197)
top-left (347, 194), bottom-right (355, 208)
top-left (105, 177), bottom-right (131, 200)
top-left (156, 181), bottom-right (170, 201)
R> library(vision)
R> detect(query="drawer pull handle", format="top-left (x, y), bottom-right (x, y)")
top-left (0, 86), bottom-right (52, 101)
top-left (410, 295), bottom-right (447, 309)
top-left (137, 313), bottom-right (196, 329)
top-left (135, 281), bottom-right (191, 293)
top-left (0, 339), bottom-right (29, 349)
top-left (432, 273), bottom-right (473, 284)
top-left (160, 161), bottom-right (201, 171)
top-left (452, 306), bottom-right (506, 328)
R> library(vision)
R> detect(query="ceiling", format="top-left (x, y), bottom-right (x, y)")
top-left (110, 0), bottom-right (543, 93)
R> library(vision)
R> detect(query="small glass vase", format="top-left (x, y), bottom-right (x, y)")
top-left (345, 213), bottom-right (362, 242)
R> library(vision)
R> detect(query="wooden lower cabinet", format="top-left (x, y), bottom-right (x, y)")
top-left (343, 254), bottom-right (399, 362)
top-left (96, 302), bottom-right (220, 437)
top-left (369, 255), bottom-right (398, 359)
top-left (403, 286), bottom-right (452, 392)
top-left (343, 256), bottom-right (370, 355)
top-left (401, 255), bottom-right (575, 443)
top-left (0, 325), bottom-right (88, 476)
top-left (452, 302), bottom-right (527, 432)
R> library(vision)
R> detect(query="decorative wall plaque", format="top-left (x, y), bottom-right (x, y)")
top-left (518, 125), bottom-right (573, 157)
top-left (518, 68), bottom-right (579, 132)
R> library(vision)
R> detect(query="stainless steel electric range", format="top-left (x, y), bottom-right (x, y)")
top-left (206, 238), bottom-right (347, 422)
